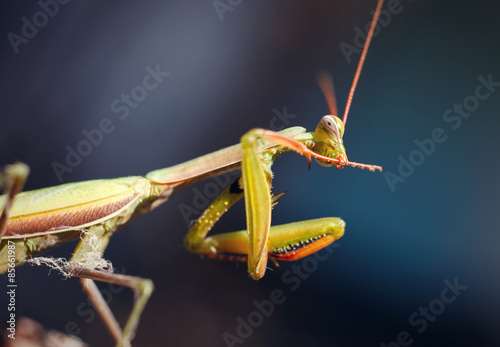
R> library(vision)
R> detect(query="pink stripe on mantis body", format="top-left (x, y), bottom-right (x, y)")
top-left (5, 193), bottom-right (138, 237)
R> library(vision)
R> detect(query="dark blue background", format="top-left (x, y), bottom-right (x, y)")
top-left (1, 1), bottom-right (499, 346)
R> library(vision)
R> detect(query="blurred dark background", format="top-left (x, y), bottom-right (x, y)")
top-left (1, 0), bottom-right (499, 346)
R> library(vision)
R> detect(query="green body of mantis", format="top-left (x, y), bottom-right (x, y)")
top-left (0, 124), bottom-right (380, 346)
top-left (0, 1), bottom-right (385, 345)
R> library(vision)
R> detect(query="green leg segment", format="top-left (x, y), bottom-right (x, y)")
top-left (189, 218), bottom-right (345, 263)
top-left (184, 176), bottom-right (244, 252)
top-left (240, 130), bottom-right (273, 280)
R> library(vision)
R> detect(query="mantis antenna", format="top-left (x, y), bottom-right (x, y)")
top-left (343, 0), bottom-right (384, 126)
top-left (316, 0), bottom-right (384, 172)
top-left (316, 71), bottom-right (338, 117)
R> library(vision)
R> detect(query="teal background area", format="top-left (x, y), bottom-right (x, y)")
top-left (1, 1), bottom-right (499, 346)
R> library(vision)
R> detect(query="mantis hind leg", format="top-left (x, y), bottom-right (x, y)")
top-left (74, 269), bottom-right (153, 347)
top-left (69, 228), bottom-right (153, 347)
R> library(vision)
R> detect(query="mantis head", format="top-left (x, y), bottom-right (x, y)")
top-left (313, 115), bottom-right (348, 168)
top-left (312, 72), bottom-right (381, 172)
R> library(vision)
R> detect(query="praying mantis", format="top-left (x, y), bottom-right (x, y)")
top-left (0, 0), bottom-right (385, 346)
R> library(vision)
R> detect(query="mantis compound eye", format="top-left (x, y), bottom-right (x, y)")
top-left (320, 115), bottom-right (345, 139)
